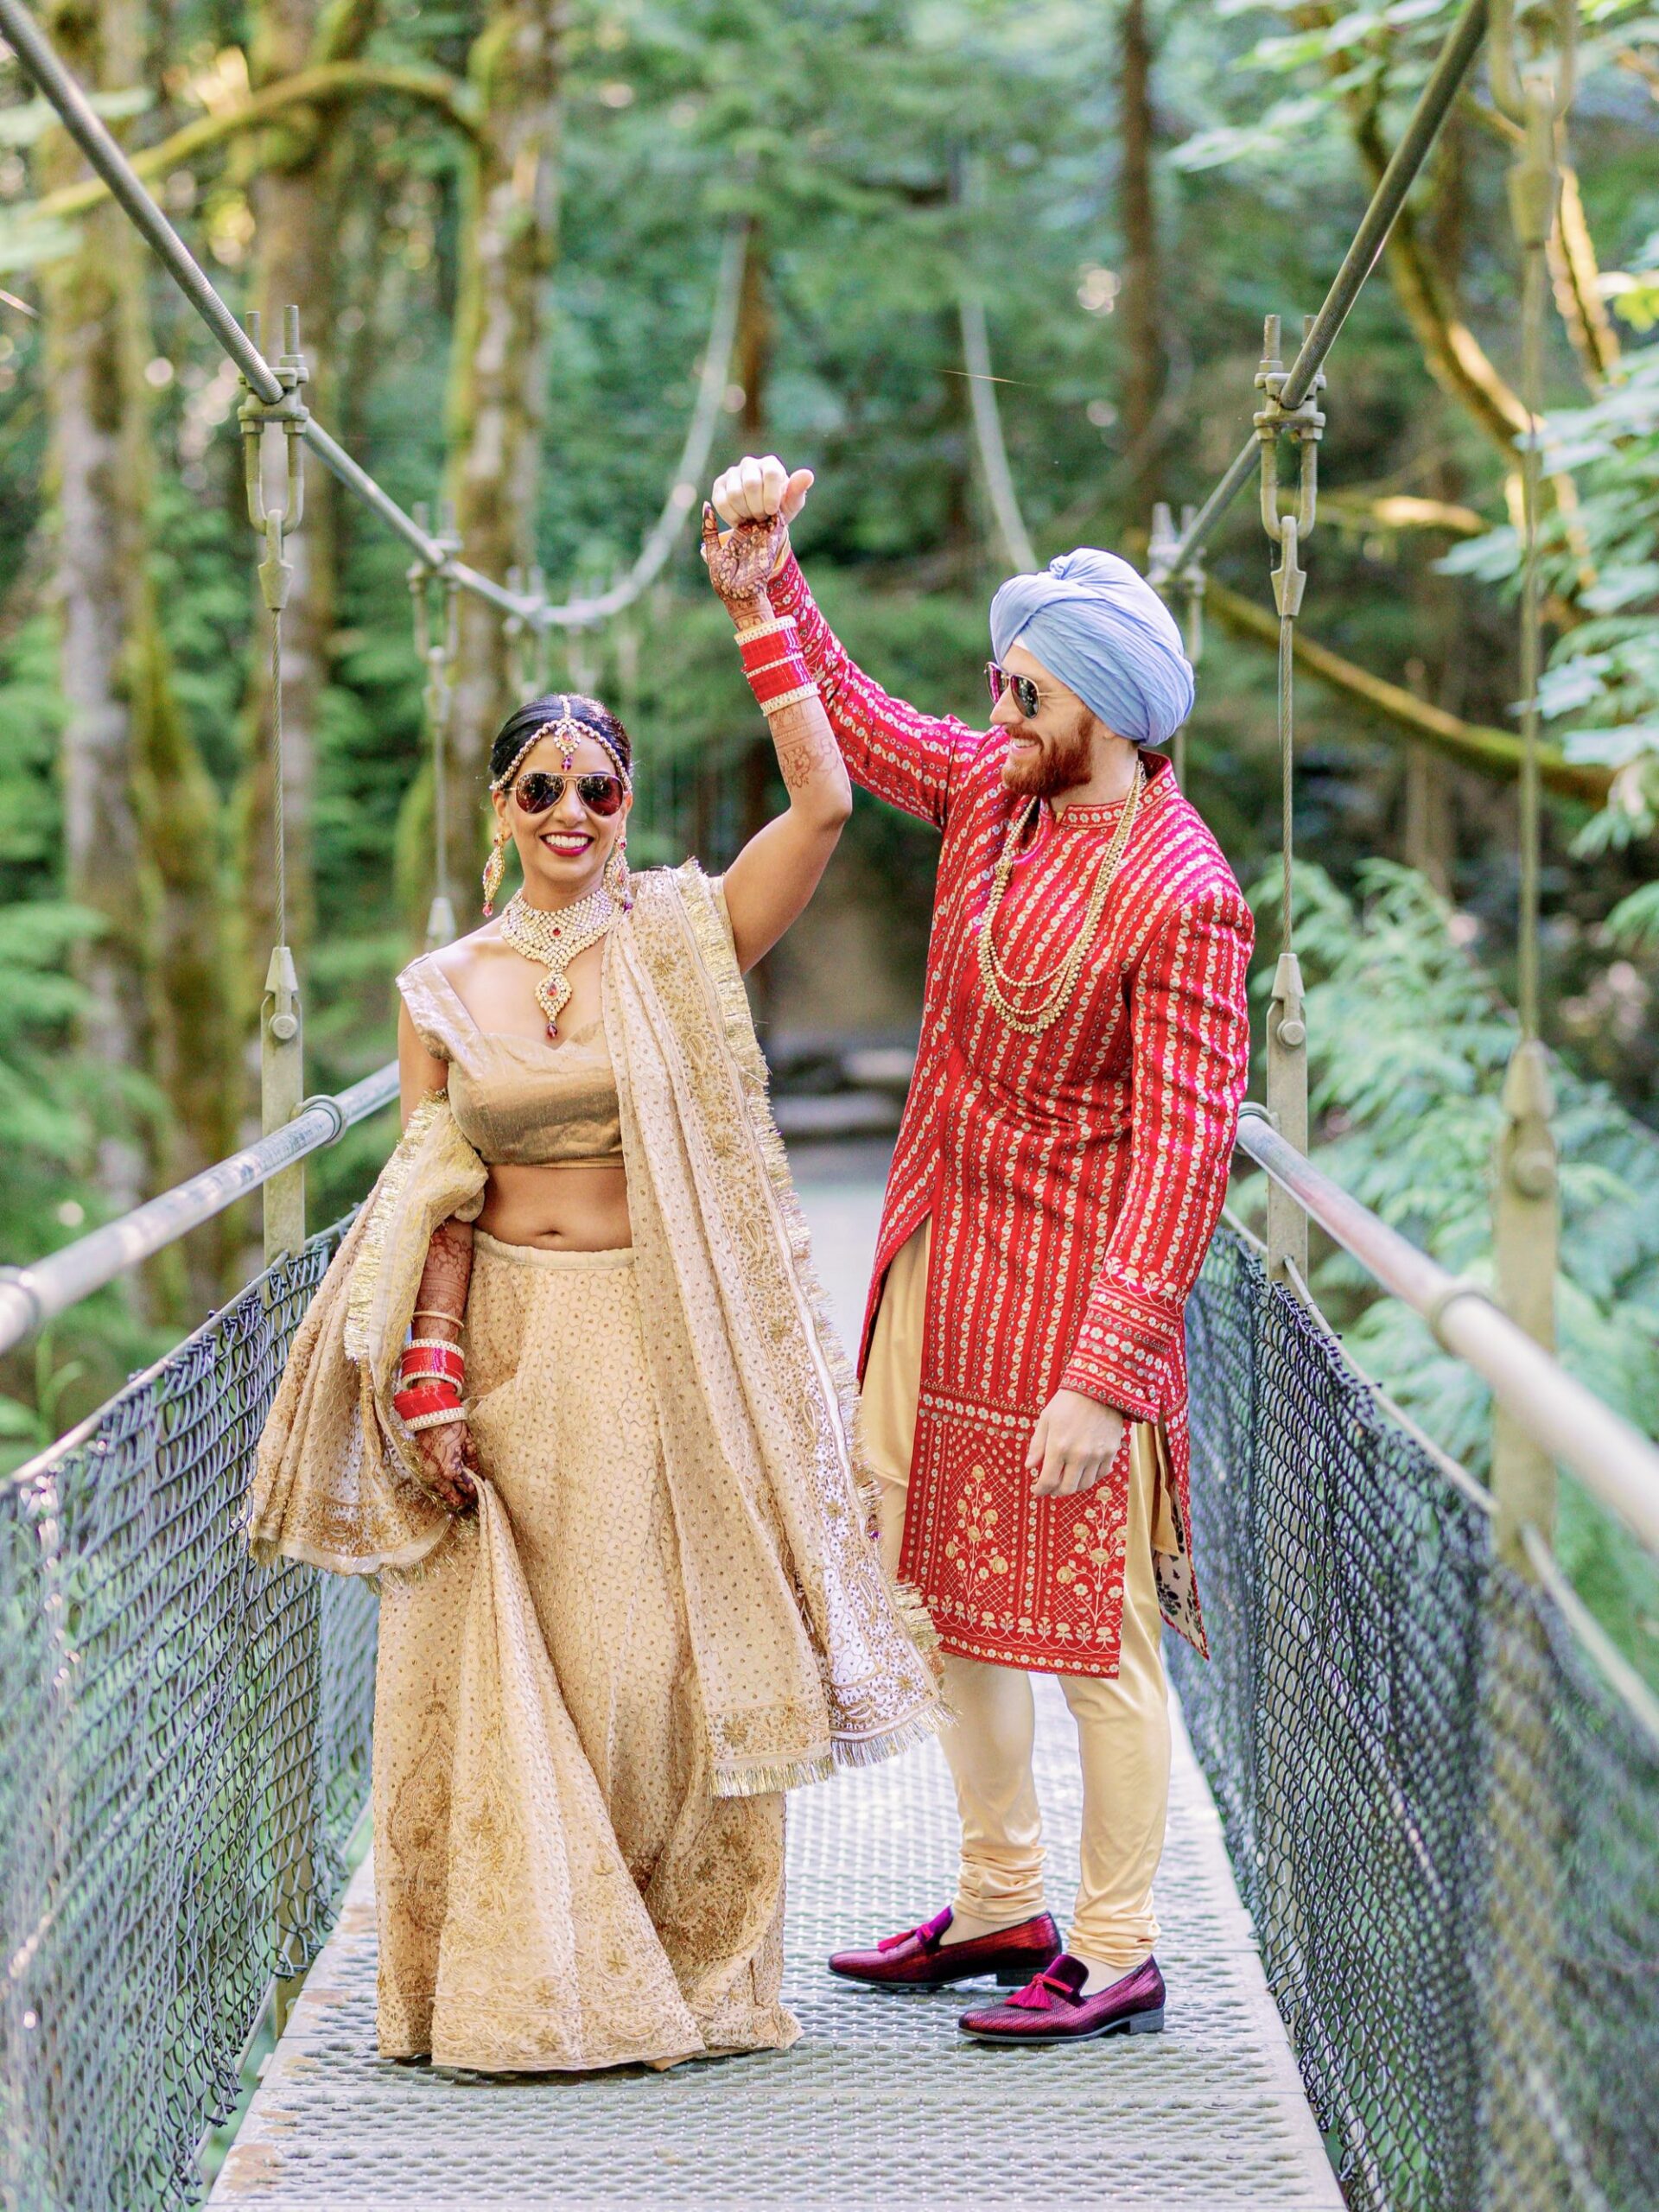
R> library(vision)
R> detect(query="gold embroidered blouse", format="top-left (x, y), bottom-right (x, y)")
top-left (397, 953), bottom-right (625, 1170)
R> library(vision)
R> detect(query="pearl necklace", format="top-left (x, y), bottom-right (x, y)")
top-left (500, 887), bottom-right (620, 1039)
top-left (976, 767), bottom-right (1144, 1036)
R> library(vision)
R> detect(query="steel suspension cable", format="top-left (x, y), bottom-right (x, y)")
top-left (1147, 0), bottom-right (1489, 585)
top-left (0, 0), bottom-right (747, 637)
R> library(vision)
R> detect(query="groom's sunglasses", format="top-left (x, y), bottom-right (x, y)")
top-left (511, 770), bottom-right (628, 819)
top-left (985, 661), bottom-right (1043, 720)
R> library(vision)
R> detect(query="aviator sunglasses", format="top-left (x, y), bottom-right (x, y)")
top-left (510, 768), bottom-right (628, 819)
top-left (985, 661), bottom-right (1044, 720)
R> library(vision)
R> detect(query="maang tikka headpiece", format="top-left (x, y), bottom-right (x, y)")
top-left (481, 709), bottom-right (634, 918)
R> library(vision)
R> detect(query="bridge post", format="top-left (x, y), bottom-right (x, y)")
top-left (1488, 0), bottom-right (1573, 1579)
top-left (239, 305), bottom-right (312, 1264)
top-left (1253, 316), bottom-right (1324, 1286)
top-left (1492, 1040), bottom-right (1559, 1566)
top-left (261, 948), bottom-right (306, 1262)
top-left (410, 501), bottom-right (464, 949)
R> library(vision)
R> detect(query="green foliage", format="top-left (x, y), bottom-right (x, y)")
top-left (1247, 858), bottom-right (1659, 1685)
top-left (0, 0), bottom-right (1653, 1550)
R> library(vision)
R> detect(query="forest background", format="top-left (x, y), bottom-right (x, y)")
top-left (1, 0), bottom-right (1657, 1674)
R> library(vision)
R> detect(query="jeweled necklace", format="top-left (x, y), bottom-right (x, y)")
top-left (500, 887), bottom-right (619, 1040)
top-left (976, 766), bottom-right (1144, 1036)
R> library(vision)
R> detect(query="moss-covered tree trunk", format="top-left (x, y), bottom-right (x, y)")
top-left (38, 0), bottom-right (235, 1287)
top-left (437, 0), bottom-right (561, 911)
top-left (37, 0), bottom-right (150, 1217)
top-left (1117, 0), bottom-right (1161, 521)
top-left (238, 0), bottom-right (378, 969)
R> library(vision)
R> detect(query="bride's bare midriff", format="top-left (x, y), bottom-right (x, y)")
top-left (474, 1160), bottom-right (632, 1252)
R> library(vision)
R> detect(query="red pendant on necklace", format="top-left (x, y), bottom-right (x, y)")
top-left (546, 1022), bottom-right (558, 1039)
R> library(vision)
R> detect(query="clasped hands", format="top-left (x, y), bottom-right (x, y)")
top-left (1026, 1389), bottom-right (1127, 1497)
top-left (701, 454), bottom-right (816, 614)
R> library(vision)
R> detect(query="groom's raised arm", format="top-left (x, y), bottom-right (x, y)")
top-left (764, 549), bottom-right (978, 832)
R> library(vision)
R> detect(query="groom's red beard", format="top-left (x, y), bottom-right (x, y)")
top-left (999, 708), bottom-right (1095, 801)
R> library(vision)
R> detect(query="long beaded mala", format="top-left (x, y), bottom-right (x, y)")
top-left (976, 766), bottom-right (1144, 1036)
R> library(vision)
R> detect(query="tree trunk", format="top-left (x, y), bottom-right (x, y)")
top-left (238, 0), bottom-right (362, 969)
top-left (1117, 0), bottom-right (1161, 520)
top-left (438, 0), bottom-right (562, 912)
top-left (39, 0), bottom-right (236, 1278)
top-left (37, 0), bottom-right (150, 1217)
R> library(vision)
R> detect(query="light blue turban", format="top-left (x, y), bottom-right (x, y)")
top-left (989, 548), bottom-right (1194, 747)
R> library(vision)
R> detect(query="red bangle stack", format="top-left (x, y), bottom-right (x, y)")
top-left (399, 1344), bottom-right (465, 1384)
top-left (736, 616), bottom-right (817, 717)
top-left (393, 1382), bottom-right (462, 1423)
top-left (395, 1337), bottom-right (467, 1429)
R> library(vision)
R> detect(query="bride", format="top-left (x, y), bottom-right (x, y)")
top-left (250, 513), bottom-right (939, 2073)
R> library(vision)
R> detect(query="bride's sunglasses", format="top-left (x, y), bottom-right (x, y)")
top-left (985, 661), bottom-right (1044, 719)
top-left (511, 769), bottom-right (628, 819)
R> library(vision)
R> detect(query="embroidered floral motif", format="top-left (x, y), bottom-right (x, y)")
top-left (943, 1462), bottom-right (1010, 1588)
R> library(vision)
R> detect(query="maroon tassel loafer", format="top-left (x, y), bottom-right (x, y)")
top-left (829, 1907), bottom-right (1063, 1990)
top-left (958, 1953), bottom-right (1166, 2042)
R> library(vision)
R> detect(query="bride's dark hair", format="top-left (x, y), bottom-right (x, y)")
top-left (488, 693), bottom-right (632, 784)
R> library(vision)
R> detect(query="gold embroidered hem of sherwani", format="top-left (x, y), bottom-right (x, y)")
top-left (376, 1238), bottom-right (795, 2069)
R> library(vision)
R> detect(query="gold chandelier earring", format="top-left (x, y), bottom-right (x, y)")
top-left (481, 823), bottom-right (511, 918)
top-left (604, 827), bottom-right (632, 909)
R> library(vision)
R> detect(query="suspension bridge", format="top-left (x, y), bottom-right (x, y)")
top-left (0, 0), bottom-right (1655, 2209)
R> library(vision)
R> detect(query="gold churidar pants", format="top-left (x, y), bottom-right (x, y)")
top-left (863, 1220), bottom-right (1172, 1974)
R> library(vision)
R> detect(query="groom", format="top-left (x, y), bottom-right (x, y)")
top-left (709, 454), bottom-right (1253, 2044)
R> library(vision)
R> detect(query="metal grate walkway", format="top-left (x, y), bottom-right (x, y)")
top-left (209, 1692), bottom-right (1339, 2212)
top-left (209, 1168), bottom-right (1341, 2212)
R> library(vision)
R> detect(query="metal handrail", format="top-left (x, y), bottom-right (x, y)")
top-left (0, 1063), bottom-right (397, 1357)
top-left (10, 1065), bottom-right (1656, 1565)
top-left (0, 0), bottom-right (743, 632)
top-left (1235, 1104), bottom-right (1659, 1558)
top-left (1147, 0), bottom-right (1489, 584)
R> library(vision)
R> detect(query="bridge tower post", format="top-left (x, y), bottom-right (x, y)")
top-left (1489, 0), bottom-right (1573, 1576)
top-left (1253, 315), bottom-right (1325, 1287)
top-left (240, 306), bottom-right (311, 1263)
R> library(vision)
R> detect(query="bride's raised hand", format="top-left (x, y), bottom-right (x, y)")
top-left (700, 505), bottom-right (786, 617)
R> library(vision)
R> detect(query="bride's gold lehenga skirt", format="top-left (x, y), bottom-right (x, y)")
top-left (372, 1232), bottom-right (799, 2072)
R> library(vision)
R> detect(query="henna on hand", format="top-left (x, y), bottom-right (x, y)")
top-left (415, 1419), bottom-right (479, 1514)
top-left (406, 1217), bottom-right (477, 1511)
top-left (700, 504), bottom-right (787, 620)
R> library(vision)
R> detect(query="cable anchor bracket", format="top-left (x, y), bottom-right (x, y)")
top-left (1254, 314), bottom-right (1325, 621)
top-left (238, 304), bottom-right (309, 617)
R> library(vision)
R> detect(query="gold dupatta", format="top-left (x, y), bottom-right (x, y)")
top-left (248, 1092), bottom-right (485, 1577)
top-left (248, 861), bottom-right (939, 1796)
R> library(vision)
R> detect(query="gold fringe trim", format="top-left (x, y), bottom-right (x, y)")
top-left (830, 1704), bottom-right (944, 1771)
top-left (342, 1089), bottom-right (450, 1365)
top-left (677, 861), bottom-right (944, 1702)
top-left (715, 1750), bottom-right (835, 1798)
top-left (711, 1704), bottom-right (945, 1797)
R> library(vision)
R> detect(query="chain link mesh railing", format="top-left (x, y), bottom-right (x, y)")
top-left (1174, 1226), bottom-right (1659, 2212)
top-left (0, 1222), bottom-right (377, 2212)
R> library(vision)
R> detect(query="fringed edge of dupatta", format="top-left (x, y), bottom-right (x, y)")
top-left (675, 861), bottom-right (944, 1724)
top-left (712, 1694), bottom-right (947, 1800)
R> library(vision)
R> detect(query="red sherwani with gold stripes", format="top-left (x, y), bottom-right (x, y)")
top-left (769, 553), bottom-right (1254, 1677)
